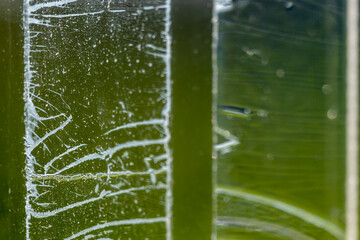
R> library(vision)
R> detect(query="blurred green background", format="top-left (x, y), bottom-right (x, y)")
top-left (216, 0), bottom-right (347, 239)
top-left (0, 0), bottom-right (26, 238)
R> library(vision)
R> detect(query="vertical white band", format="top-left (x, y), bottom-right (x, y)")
top-left (346, 0), bottom-right (359, 239)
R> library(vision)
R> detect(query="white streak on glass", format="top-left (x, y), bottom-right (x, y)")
top-left (146, 44), bottom-right (166, 52)
top-left (65, 217), bottom-right (167, 240)
top-left (212, 2), bottom-right (219, 238)
top-left (104, 119), bottom-right (165, 135)
top-left (27, 115), bottom-right (72, 153)
top-left (215, 127), bottom-right (240, 151)
top-left (107, 9), bottom-right (126, 13)
top-left (32, 185), bottom-right (166, 218)
top-left (164, 0), bottom-right (172, 239)
top-left (34, 166), bottom-right (168, 181)
top-left (55, 138), bottom-right (166, 174)
top-left (29, 0), bottom-right (78, 12)
top-left (34, 11), bottom-right (104, 18)
top-left (44, 144), bottom-right (86, 174)
top-left (217, 187), bottom-right (344, 240)
top-left (217, 218), bottom-right (315, 240)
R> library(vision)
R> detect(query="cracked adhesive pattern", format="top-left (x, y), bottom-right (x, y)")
top-left (23, 0), bottom-right (170, 239)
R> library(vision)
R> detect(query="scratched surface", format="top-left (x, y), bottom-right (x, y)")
top-left (23, 0), bottom-right (170, 239)
top-left (215, 0), bottom-right (346, 239)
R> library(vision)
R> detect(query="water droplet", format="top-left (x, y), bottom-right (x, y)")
top-left (322, 84), bottom-right (332, 95)
top-left (285, 1), bottom-right (294, 10)
top-left (257, 109), bottom-right (268, 117)
top-left (266, 153), bottom-right (274, 160)
top-left (276, 69), bottom-right (285, 78)
top-left (327, 109), bottom-right (337, 120)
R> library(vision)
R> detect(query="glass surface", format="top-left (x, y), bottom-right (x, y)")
top-left (215, 0), bottom-right (346, 239)
top-left (0, 0), bottom-right (357, 239)
top-left (23, 0), bottom-right (170, 239)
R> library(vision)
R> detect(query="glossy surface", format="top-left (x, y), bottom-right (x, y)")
top-left (215, 0), bottom-right (346, 239)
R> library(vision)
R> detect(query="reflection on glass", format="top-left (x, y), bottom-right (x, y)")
top-left (215, 0), bottom-right (346, 239)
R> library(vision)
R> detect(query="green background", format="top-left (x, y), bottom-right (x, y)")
top-left (216, 0), bottom-right (347, 239)
top-left (0, 0), bottom-right (357, 239)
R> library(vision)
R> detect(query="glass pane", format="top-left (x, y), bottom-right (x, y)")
top-left (215, 0), bottom-right (346, 239)
top-left (23, 0), bottom-right (170, 239)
